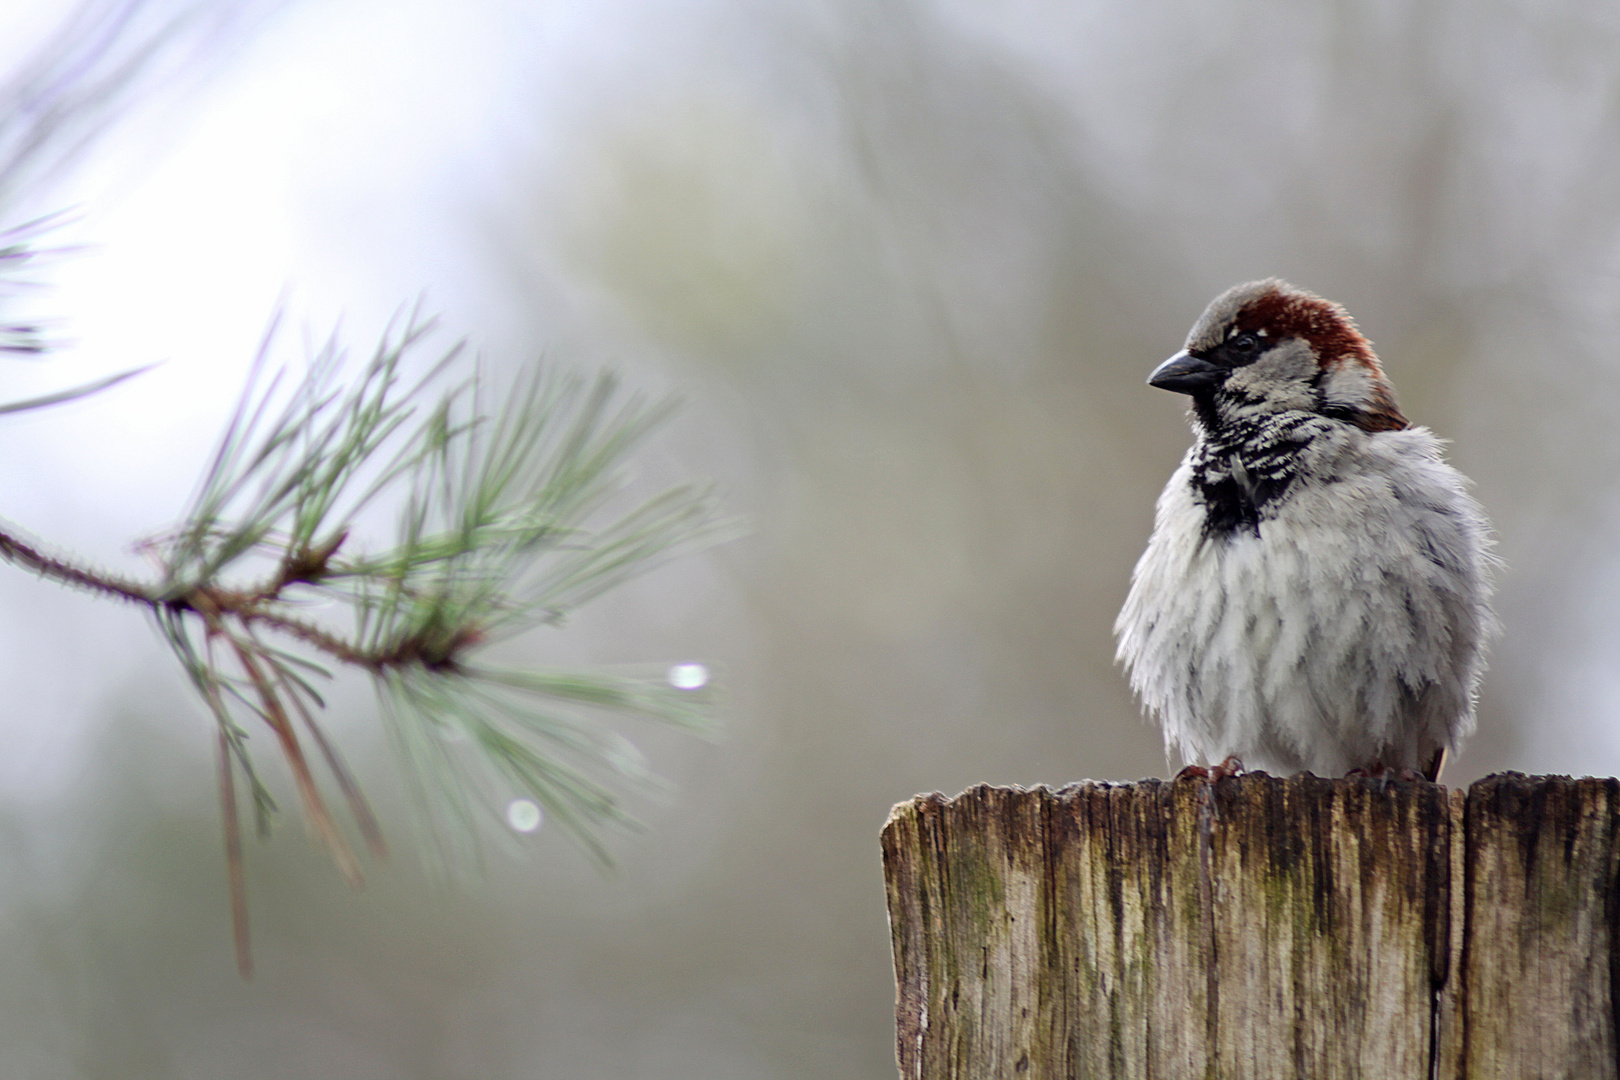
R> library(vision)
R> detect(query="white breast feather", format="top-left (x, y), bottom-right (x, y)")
top-left (1115, 425), bottom-right (1494, 776)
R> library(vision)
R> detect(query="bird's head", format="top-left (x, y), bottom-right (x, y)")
top-left (1149, 279), bottom-right (1408, 434)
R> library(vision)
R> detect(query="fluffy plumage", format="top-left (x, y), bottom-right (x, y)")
top-left (1114, 280), bottom-right (1496, 779)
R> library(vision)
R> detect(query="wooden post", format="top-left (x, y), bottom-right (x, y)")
top-left (881, 774), bottom-right (1620, 1079)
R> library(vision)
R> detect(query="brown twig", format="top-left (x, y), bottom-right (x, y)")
top-left (270, 658), bottom-right (388, 860)
top-left (223, 632), bottom-right (363, 887)
top-left (0, 526), bottom-right (153, 604)
top-left (0, 521), bottom-right (473, 673)
top-left (0, 521), bottom-right (444, 973)
top-left (216, 727), bottom-right (251, 979)
top-left (0, 520), bottom-right (507, 979)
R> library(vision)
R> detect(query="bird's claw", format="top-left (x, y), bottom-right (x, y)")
top-left (1175, 755), bottom-right (1244, 782)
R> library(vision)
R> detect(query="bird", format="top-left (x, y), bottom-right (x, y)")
top-left (1113, 279), bottom-right (1496, 782)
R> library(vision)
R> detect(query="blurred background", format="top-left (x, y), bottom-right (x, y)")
top-left (0, 0), bottom-right (1612, 1075)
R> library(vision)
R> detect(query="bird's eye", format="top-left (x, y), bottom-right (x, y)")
top-left (1229, 332), bottom-right (1259, 355)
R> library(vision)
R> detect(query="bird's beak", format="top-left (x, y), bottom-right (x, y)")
top-left (1148, 350), bottom-right (1224, 395)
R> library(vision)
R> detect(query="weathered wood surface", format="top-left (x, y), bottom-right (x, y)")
top-left (881, 774), bottom-right (1620, 1080)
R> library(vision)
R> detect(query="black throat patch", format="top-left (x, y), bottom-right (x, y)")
top-left (1187, 406), bottom-right (1318, 538)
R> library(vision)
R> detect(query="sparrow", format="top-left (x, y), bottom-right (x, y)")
top-left (1114, 280), bottom-right (1496, 781)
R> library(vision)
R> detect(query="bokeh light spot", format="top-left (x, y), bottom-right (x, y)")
top-left (506, 798), bottom-right (542, 833)
top-left (668, 662), bottom-right (708, 690)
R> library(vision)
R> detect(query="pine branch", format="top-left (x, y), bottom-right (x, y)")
top-left (0, 5), bottom-right (722, 978)
top-left (0, 310), bottom-right (734, 976)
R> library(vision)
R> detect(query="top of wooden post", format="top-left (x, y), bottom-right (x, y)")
top-left (881, 774), bottom-right (1620, 1080)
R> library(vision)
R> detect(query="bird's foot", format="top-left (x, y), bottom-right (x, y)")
top-left (1175, 755), bottom-right (1244, 782)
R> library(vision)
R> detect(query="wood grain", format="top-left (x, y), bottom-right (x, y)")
top-left (882, 775), bottom-right (1620, 1079)
top-left (1441, 775), bottom-right (1620, 1079)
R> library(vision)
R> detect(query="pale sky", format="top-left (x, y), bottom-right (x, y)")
top-left (0, 0), bottom-right (545, 796)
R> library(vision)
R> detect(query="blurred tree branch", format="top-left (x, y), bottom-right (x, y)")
top-left (0, 0), bottom-right (285, 206)
top-left (0, 0), bottom-right (734, 977)
top-left (0, 285), bottom-right (732, 979)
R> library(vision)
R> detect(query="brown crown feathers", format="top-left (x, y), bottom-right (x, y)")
top-left (1196, 279), bottom-right (1408, 433)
